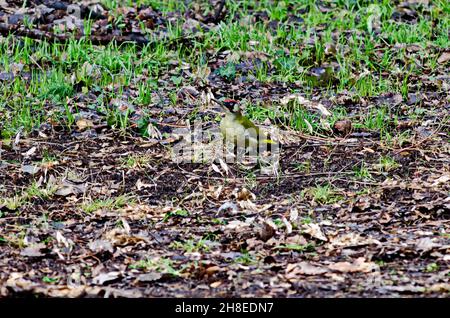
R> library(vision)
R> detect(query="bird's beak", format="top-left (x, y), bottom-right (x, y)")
top-left (211, 97), bottom-right (229, 113)
top-left (211, 97), bottom-right (224, 107)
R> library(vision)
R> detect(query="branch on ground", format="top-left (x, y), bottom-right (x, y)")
top-left (0, 23), bottom-right (152, 46)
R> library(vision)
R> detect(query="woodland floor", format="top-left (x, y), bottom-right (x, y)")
top-left (0, 0), bottom-right (449, 298)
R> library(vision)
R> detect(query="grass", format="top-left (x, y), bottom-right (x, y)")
top-left (163, 208), bottom-right (189, 222)
top-left (42, 276), bottom-right (60, 284)
top-left (0, 1), bottom-right (448, 139)
top-left (0, 1), bottom-right (448, 298)
top-left (376, 156), bottom-right (400, 172)
top-left (170, 238), bottom-right (210, 253)
top-left (353, 162), bottom-right (373, 180)
top-left (0, 181), bottom-right (57, 212)
top-left (120, 154), bottom-right (152, 169)
top-left (233, 250), bottom-right (257, 265)
top-left (425, 263), bottom-right (440, 273)
top-left (82, 195), bottom-right (132, 213)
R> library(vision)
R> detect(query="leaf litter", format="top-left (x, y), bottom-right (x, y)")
top-left (0, 0), bottom-right (449, 298)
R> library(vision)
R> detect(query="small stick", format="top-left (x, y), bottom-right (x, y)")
top-left (212, 0), bottom-right (226, 23)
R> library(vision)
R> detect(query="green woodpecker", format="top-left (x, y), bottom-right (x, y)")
top-left (215, 98), bottom-right (273, 154)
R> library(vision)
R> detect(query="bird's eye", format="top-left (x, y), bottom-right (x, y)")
top-left (223, 99), bottom-right (238, 107)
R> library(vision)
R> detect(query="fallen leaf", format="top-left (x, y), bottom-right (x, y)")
top-left (22, 146), bottom-right (37, 158)
top-left (92, 272), bottom-right (121, 285)
top-left (303, 223), bottom-right (328, 241)
top-left (104, 229), bottom-right (148, 247)
top-left (329, 233), bottom-right (381, 248)
top-left (136, 272), bottom-right (163, 283)
top-left (218, 158), bottom-right (230, 176)
top-left (76, 118), bottom-right (94, 131)
top-left (285, 234), bottom-right (308, 246)
top-left (431, 174), bottom-right (450, 187)
top-left (381, 285), bottom-right (425, 293)
top-left (437, 52), bottom-right (450, 64)
top-left (288, 262), bottom-right (328, 276)
top-left (55, 181), bottom-right (86, 196)
top-left (88, 240), bottom-right (114, 253)
top-left (21, 165), bottom-right (41, 175)
top-left (210, 281), bottom-right (222, 288)
top-left (218, 201), bottom-right (239, 214)
top-left (6, 273), bottom-right (36, 292)
top-left (259, 220), bottom-right (277, 241)
top-left (282, 217), bottom-right (293, 234)
top-left (328, 257), bottom-right (377, 273)
top-left (415, 237), bottom-right (436, 252)
top-left (236, 187), bottom-right (256, 201)
top-left (211, 163), bottom-right (223, 176)
top-left (280, 94), bottom-right (331, 117)
top-left (225, 220), bottom-right (251, 231)
top-left (289, 208), bottom-right (299, 222)
top-left (55, 231), bottom-right (74, 249)
top-left (428, 283), bottom-right (450, 292)
top-left (333, 120), bottom-right (352, 134)
top-left (20, 244), bottom-right (46, 257)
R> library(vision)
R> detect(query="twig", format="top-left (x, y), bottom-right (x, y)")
top-left (392, 120), bottom-right (445, 155)
top-left (212, 0), bottom-right (226, 23)
top-left (0, 23), bottom-right (199, 47)
top-left (0, 22), bottom-right (150, 45)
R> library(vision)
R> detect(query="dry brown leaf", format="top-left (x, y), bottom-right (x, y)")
top-left (437, 52), bottom-right (450, 64)
top-left (218, 158), bottom-right (230, 176)
top-left (55, 231), bottom-right (74, 249)
top-left (92, 271), bottom-right (122, 285)
top-left (289, 262), bottom-right (328, 276)
top-left (302, 223), bottom-right (328, 241)
top-left (21, 165), bottom-right (41, 175)
top-left (328, 257), bottom-right (377, 273)
top-left (280, 94), bottom-right (331, 117)
top-left (333, 120), bottom-right (352, 134)
top-left (329, 233), bottom-right (381, 248)
top-left (136, 272), bottom-right (163, 283)
top-left (289, 208), bottom-right (299, 222)
top-left (243, 51), bottom-right (270, 61)
top-left (236, 187), bottom-right (256, 201)
top-left (285, 234), bottom-right (308, 246)
top-left (211, 163), bottom-right (223, 176)
top-left (55, 181), bottom-right (86, 196)
top-left (76, 118), bottom-right (94, 131)
top-left (218, 201), bottom-right (239, 214)
top-left (282, 217), bottom-right (293, 234)
top-left (88, 239), bottom-right (114, 253)
top-left (22, 146), bottom-right (37, 158)
top-left (415, 237), bottom-right (436, 252)
top-left (431, 174), bottom-right (450, 187)
top-left (224, 220), bottom-right (251, 231)
top-left (259, 220), bottom-right (277, 241)
top-left (104, 228), bottom-right (149, 247)
top-left (238, 199), bottom-right (258, 212)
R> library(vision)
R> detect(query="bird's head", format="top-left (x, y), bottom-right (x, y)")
top-left (222, 99), bottom-right (240, 113)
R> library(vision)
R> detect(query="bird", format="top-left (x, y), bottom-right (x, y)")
top-left (213, 98), bottom-right (274, 156)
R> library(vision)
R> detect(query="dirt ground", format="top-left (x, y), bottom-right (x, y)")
top-left (0, 0), bottom-right (449, 298)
